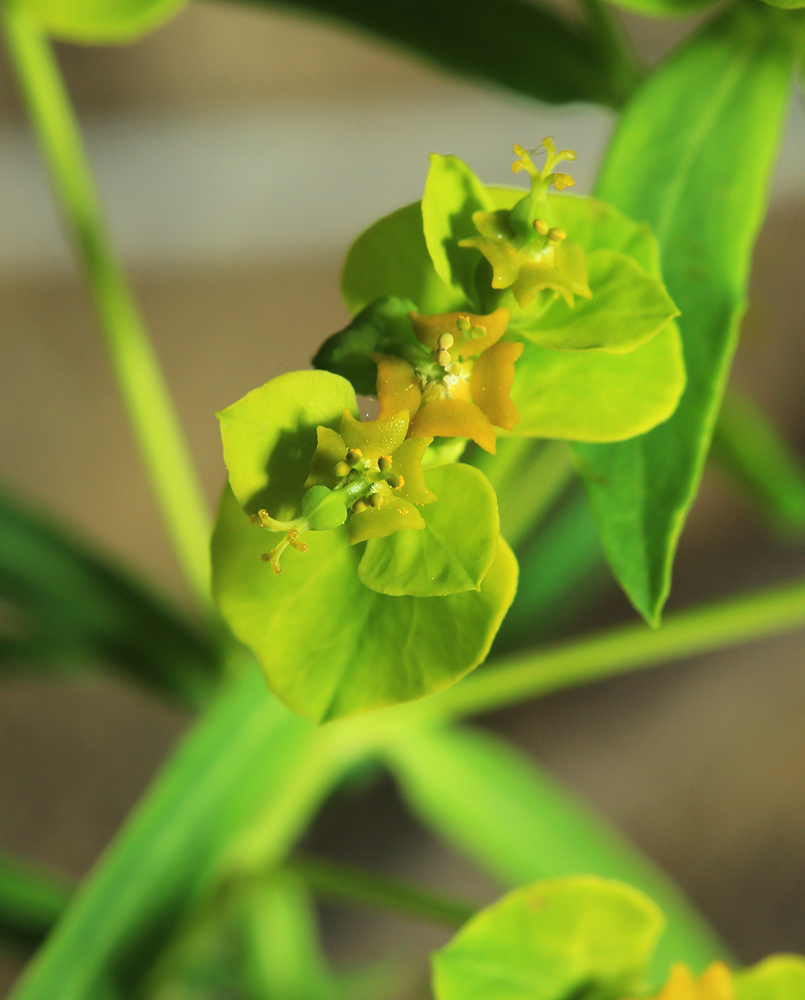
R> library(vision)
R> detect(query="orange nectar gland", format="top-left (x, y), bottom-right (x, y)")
top-left (250, 446), bottom-right (406, 572)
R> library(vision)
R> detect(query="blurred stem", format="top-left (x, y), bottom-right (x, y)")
top-left (422, 574), bottom-right (805, 722)
top-left (286, 853), bottom-right (476, 928)
top-left (1, 7), bottom-right (211, 604)
top-left (0, 853), bottom-right (74, 951)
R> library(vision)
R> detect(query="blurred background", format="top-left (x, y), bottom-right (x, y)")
top-left (1, 1), bottom-right (804, 994)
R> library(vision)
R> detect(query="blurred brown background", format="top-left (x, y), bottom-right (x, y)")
top-left (1, 1), bottom-right (804, 994)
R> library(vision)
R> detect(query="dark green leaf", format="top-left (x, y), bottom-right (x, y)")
top-left (573, 3), bottom-right (794, 624)
top-left (383, 725), bottom-right (729, 988)
top-left (0, 852), bottom-right (73, 951)
top-left (260, 0), bottom-right (633, 108)
top-left (432, 876), bottom-right (663, 1000)
top-left (312, 297), bottom-right (422, 396)
top-left (0, 488), bottom-right (220, 708)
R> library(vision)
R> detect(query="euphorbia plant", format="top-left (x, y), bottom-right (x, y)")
top-left (2, 0), bottom-right (805, 997)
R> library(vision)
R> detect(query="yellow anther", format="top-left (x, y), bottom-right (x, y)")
top-left (548, 227), bottom-right (566, 242)
top-left (436, 349), bottom-right (452, 366)
top-left (378, 455), bottom-right (392, 473)
top-left (368, 493), bottom-right (383, 509)
top-left (456, 316), bottom-right (471, 334)
top-left (352, 499), bottom-right (368, 514)
top-left (534, 219), bottom-right (549, 236)
top-left (334, 460), bottom-right (350, 478)
top-left (438, 332), bottom-right (455, 350)
top-left (552, 173), bottom-right (575, 191)
top-left (388, 474), bottom-right (404, 491)
top-left (470, 325), bottom-right (486, 339)
top-left (511, 160), bottom-right (524, 174)
top-left (346, 448), bottom-right (364, 468)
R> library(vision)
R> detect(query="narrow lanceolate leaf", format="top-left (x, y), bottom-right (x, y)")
top-left (0, 489), bottom-right (220, 709)
top-left (573, 3), bottom-right (794, 624)
top-left (8, 668), bottom-right (363, 1000)
top-left (382, 725), bottom-right (729, 989)
top-left (0, 853), bottom-right (73, 950)
top-left (265, 0), bottom-right (632, 109)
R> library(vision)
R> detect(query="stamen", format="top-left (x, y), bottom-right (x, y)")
top-left (470, 325), bottom-right (486, 339)
top-left (534, 219), bottom-right (549, 236)
top-left (436, 349), bottom-right (452, 366)
top-left (346, 448), bottom-right (364, 468)
top-left (368, 493), bottom-right (383, 508)
top-left (456, 316), bottom-right (471, 334)
top-left (378, 455), bottom-right (392, 473)
top-left (438, 333), bottom-right (455, 350)
top-left (334, 460), bottom-right (350, 478)
top-left (387, 474), bottom-right (404, 490)
top-left (548, 227), bottom-right (566, 242)
top-left (352, 499), bottom-right (368, 513)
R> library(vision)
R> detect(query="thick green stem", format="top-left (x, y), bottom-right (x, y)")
top-left (286, 853), bottom-right (476, 928)
top-left (2, 7), bottom-right (211, 603)
top-left (419, 574), bottom-right (805, 722)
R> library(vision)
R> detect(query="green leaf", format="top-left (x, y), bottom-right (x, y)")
top-left (432, 876), bottom-right (663, 1000)
top-left (422, 154), bottom-right (492, 305)
top-left (572, 3), bottom-right (794, 624)
top-left (262, 0), bottom-right (635, 109)
top-left (548, 195), bottom-right (661, 275)
top-left (510, 319), bottom-right (685, 441)
top-left (383, 725), bottom-right (729, 988)
top-left (342, 202), bottom-right (465, 317)
top-left (0, 488), bottom-right (219, 708)
top-left (211, 486), bottom-right (518, 721)
top-left (0, 852), bottom-right (73, 951)
top-left (736, 956), bottom-right (805, 999)
top-left (18, 0), bottom-right (188, 42)
top-left (359, 464), bottom-right (499, 597)
top-left (312, 296), bottom-right (422, 396)
top-left (10, 665), bottom-right (375, 1000)
top-left (520, 249), bottom-right (678, 353)
top-left (217, 370), bottom-right (358, 518)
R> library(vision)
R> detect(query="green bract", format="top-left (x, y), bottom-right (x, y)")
top-left (736, 956), bottom-right (805, 998)
top-left (212, 371), bottom-right (516, 719)
top-left (432, 876), bottom-right (664, 1000)
top-left (212, 485), bottom-right (517, 722)
top-left (17, 0), bottom-right (188, 42)
top-left (326, 145), bottom-right (684, 446)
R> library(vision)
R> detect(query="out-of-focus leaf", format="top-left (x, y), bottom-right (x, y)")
top-left (432, 876), bottom-right (663, 1000)
top-left (0, 853), bottom-right (73, 951)
top-left (258, 0), bottom-right (635, 108)
top-left (736, 955), bottom-right (805, 998)
top-left (7, 667), bottom-right (368, 1000)
top-left (17, 0), bottom-right (188, 42)
top-left (212, 486), bottom-right (517, 721)
top-left (606, 0), bottom-right (717, 21)
top-left (383, 725), bottom-right (729, 989)
top-left (0, 488), bottom-right (220, 708)
top-left (573, 3), bottom-right (794, 625)
top-left (711, 391), bottom-right (805, 537)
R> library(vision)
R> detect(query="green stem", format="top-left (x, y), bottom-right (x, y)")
top-left (422, 574), bottom-right (805, 722)
top-left (286, 853), bottom-right (476, 928)
top-left (2, 7), bottom-right (211, 603)
top-left (0, 853), bottom-right (74, 951)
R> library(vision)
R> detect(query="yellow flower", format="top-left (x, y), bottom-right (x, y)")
top-left (628, 963), bottom-right (735, 1000)
top-left (372, 307), bottom-right (523, 454)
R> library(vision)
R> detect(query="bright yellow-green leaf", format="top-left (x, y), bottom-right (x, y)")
top-left (519, 249), bottom-right (678, 353)
top-left (736, 956), bottom-right (805, 999)
top-left (211, 486), bottom-right (518, 722)
top-left (432, 876), bottom-right (664, 1000)
top-left (217, 371), bottom-right (358, 519)
top-left (510, 319), bottom-right (685, 441)
top-left (342, 202), bottom-right (465, 317)
top-left (359, 464), bottom-right (499, 596)
top-left (18, 0), bottom-right (187, 42)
